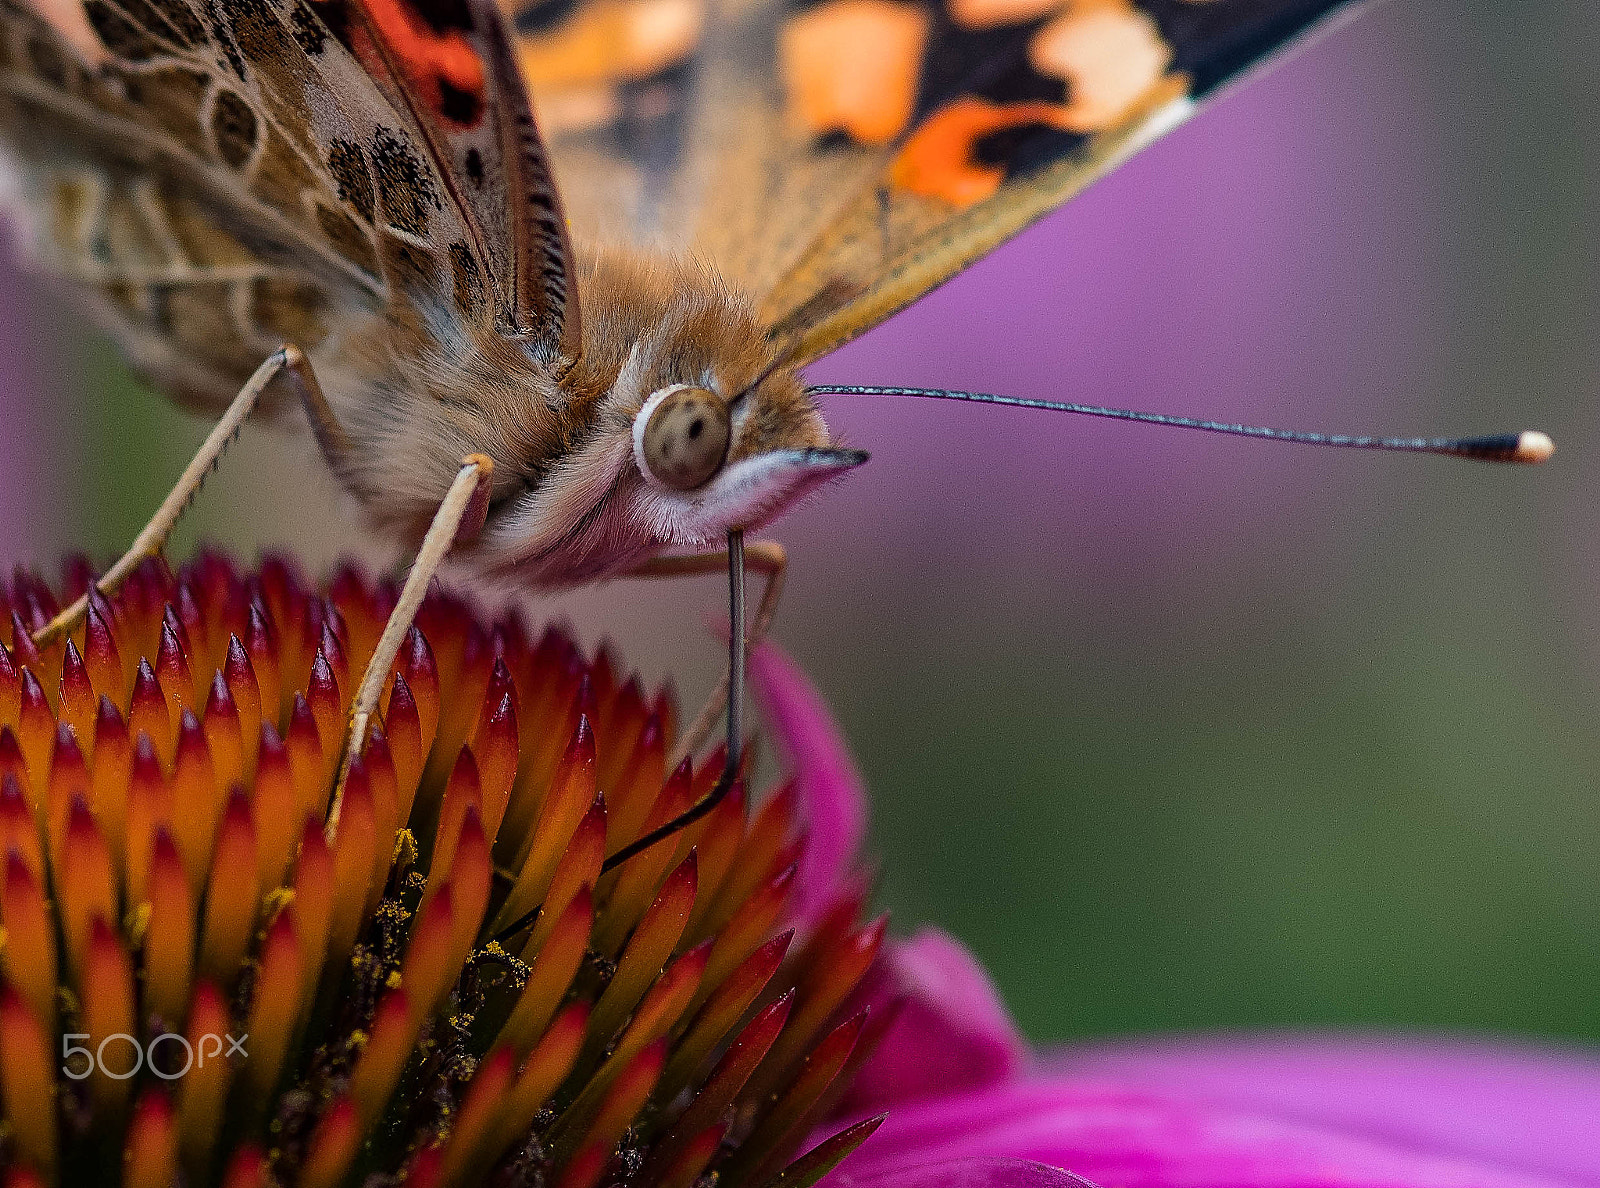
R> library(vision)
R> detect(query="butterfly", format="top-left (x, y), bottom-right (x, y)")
top-left (0, 0), bottom-right (1548, 859)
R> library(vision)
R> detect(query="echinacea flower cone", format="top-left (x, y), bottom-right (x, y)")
top-left (0, 553), bottom-right (887, 1188)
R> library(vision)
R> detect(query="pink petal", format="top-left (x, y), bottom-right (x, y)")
top-left (840, 928), bottom-right (1029, 1114)
top-left (749, 642), bottom-right (867, 929)
top-left (833, 1156), bottom-right (1094, 1188)
top-left (1052, 1034), bottom-right (1600, 1188)
top-left (839, 1078), bottom-right (1586, 1188)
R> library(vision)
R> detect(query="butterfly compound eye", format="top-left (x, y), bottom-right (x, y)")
top-left (636, 386), bottom-right (731, 491)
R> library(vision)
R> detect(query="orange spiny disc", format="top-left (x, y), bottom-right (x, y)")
top-left (0, 555), bottom-right (886, 1188)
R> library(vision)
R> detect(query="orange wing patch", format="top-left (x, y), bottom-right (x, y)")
top-left (946, 0), bottom-right (1056, 29)
top-left (1030, 2), bottom-right (1172, 131)
top-left (328, 0), bottom-right (488, 125)
top-left (367, 0), bottom-right (484, 98)
top-left (765, 0), bottom-right (1187, 208)
top-left (512, 0), bottom-right (704, 133)
top-left (890, 97), bottom-right (1074, 205)
top-left (778, 0), bottom-right (930, 146)
top-left (514, 0), bottom-right (703, 87)
top-left (883, 0), bottom-right (1185, 207)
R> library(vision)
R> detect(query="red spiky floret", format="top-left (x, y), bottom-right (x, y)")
top-left (0, 556), bottom-right (887, 1188)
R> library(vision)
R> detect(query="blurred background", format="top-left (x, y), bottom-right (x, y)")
top-left (4, 0), bottom-right (1597, 1047)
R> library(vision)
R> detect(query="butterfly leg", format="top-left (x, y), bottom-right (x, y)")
top-left (325, 453), bottom-right (494, 836)
top-left (597, 535), bottom-right (787, 873)
top-left (33, 345), bottom-right (340, 646)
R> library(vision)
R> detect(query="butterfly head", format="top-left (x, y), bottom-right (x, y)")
top-left (627, 366), bottom-right (867, 545)
top-left (471, 253), bottom-right (865, 585)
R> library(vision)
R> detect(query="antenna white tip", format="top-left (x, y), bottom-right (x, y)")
top-left (1514, 430), bottom-right (1555, 464)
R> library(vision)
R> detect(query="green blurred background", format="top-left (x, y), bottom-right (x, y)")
top-left (6, 0), bottom-right (1597, 1046)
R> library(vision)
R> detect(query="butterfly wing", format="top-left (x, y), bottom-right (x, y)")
top-left (506, 0), bottom-right (895, 284)
top-left (510, 0), bottom-right (1357, 363)
top-left (762, 0), bottom-right (1361, 365)
top-left (330, 0), bottom-right (579, 350)
top-left (0, 0), bottom-right (574, 409)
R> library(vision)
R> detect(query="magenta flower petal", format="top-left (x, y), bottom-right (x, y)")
top-left (750, 641), bottom-right (867, 928)
top-left (744, 643), bottom-right (1600, 1188)
top-left (833, 1157), bottom-right (1094, 1188)
top-left (1052, 1035), bottom-right (1600, 1188)
top-left (838, 1078), bottom-right (1585, 1188)
top-left (840, 928), bottom-right (1028, 1114)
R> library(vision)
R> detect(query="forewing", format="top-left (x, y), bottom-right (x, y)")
top-left (504, 0), bottom-right (889, 289)
top-left (330, 0), bottom-right (578, 352)
top-left (505, 0), bottom-right (1358, 362)
top-left (0, 0), bottom-right (573, 409)
top-left (763, 0), bottom-right (1362, 364)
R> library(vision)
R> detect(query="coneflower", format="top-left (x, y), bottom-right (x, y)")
top-left (0, 553), bottom-right (886, 1188)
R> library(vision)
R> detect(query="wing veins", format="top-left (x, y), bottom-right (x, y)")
top-left (0, 70), bottom-right (388, 303)
top-left (342, 0), bottom-right (502, 318)
top-left (480, 7), bottom-right (578, 353)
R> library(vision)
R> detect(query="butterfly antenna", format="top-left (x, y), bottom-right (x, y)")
top-left (491, 533), bottom-right (746, 945)
top-left (805, 386), bottom-right (1554, 463)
